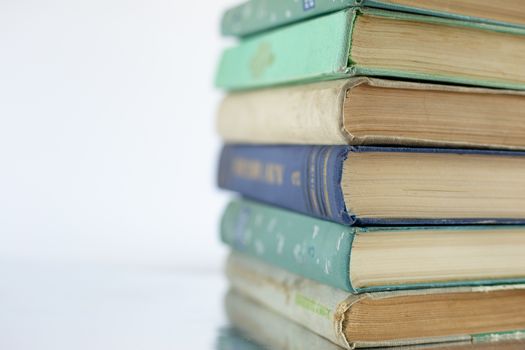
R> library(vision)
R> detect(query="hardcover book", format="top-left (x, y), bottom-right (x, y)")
top-left (215, 8), bottom-right (525, 90)
top-left (225, 290), bottom-right (525, 350)
top-left (221, 198), bottom-right (525, 293)
top-left (227, 252), bottom-right (525, 349)
top-left (225, 290), bottom-right (342, 350)
top-left (221, 0), bottom-right (525, 37)
top-left (218, 145), bottom-right (525, 225)
top-left (218, 78), bottom-right (525, 150)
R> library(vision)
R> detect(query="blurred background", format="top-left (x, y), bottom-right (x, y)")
top-left (0, 0), bottom-right (239, 348)
top-left (0, 0), bottom-right (237, 268)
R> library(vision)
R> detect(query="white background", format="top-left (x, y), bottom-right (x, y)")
top-left (0, 0), bottom-right (239, 270)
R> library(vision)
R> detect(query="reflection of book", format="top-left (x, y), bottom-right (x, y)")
top-left (218, 145), bottom-right (525, 225)
top-left (216, 8), bottom-right (525, 91)
top-left (216, 327), bottom-right (265, 350)
top-left (221, 0), bottom-right (525, 37)
top-left (221, 199), bottom-right (525, 293)
top-left (226, 252), bottom-right (525, 349)
top-left (224, 290), bottom-right (525, 350)
top-left (218, 78), bottom-right (525, 150)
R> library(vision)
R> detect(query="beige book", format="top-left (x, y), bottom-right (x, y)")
top-left (217, 78), bottom-right (525, 149)
top-left (226, 252), bottom-right (525, 349)
top-left (225, 290), bottom-right (525, 350)
top-left (225, 290), bottom-right (343, 350)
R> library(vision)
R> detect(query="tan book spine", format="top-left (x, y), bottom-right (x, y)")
top-left (226, 252), bottom-right (357, 349)
top-left (217, 79), bottom-right (366, 145)
top-left (225, 290), bottom-right (525, 350)
top-left (217, 77), bottom-right (525, 149)
top-left (225, 290), bottom-right (344, 350)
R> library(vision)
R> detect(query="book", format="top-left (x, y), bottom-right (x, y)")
top-left (221, 0), bottom-right (525, 37)
top-left (224, 290), bottom-right (525, 350)
top-left (221, 198), bottom-right (525, 293)
top-left (218, 145), bottom-right (525, 225)
top-left (227, 252), bottom-right (525, 349)
top-left (215, 8), bottom-right (525, 91)
top-left (218, 78), bottom-right (525, 150)
top-left (224, 290), bottom-right (343, 350)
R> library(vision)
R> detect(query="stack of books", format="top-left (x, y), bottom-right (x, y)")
top-left (215, 1), bottom-right (525, 348)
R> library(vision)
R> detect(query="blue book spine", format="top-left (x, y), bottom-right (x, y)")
top-left (218, 145), bottom-right (353, 225)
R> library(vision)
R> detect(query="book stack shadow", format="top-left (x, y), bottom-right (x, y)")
top-left (215, 1), bottom-right (525, 348)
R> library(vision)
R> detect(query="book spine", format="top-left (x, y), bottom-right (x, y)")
top-left (225, 290), bottom-right (345, 350)
top-left (226, 253), bottom-right (355, 349)
top-left (220, 0), bottom-right (525, 38)
top-left (221, 0), bottom-right (357, 37)
top-left (221, 199), bottom-right (356, 292)
top-left (217, 79), bottom-right (354, 145)
top-left (215, 9), bottom-right (353, 90)
top-left (218, 145), bottom-right (354, 225)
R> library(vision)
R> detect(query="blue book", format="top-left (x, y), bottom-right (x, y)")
top-left (221, 198), bottom-right (525, 293)
top-left (218, 145), bottom-right (525, 225)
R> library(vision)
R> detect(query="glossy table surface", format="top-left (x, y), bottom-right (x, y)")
top-left (2, 260), bottom-right (524, 350)
top-left (1, 260), bottom-right (228, 349)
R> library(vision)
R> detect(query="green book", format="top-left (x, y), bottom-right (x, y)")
top-left (221, 198), bottom-right (525, 293)
top-left (221, 0), bottom-right (525, 37)
top-left (215, 8), bottom-right (525, 90)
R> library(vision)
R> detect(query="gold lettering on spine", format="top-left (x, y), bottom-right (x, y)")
top-left (291, 171), bottom-right (301, 186)
top-left (232, 157), bottom-right (284, 186)
top-left (265, 163), bottom-right (284, 185)
top-left (233, 157), bottom-right (262, 180)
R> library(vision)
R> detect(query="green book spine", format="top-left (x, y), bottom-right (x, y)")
top-left (221, 0), bottom-right (525, 38)
top-left (221, 198), bottom-right (525, 294)
top-left (220, 0), bottom-right (357, 37)
top-left (221, 198), bottom-right (356, 292)
top-left (215, 9), bottom-right (353, 91)
top-left (215, 8), bottom-right (525, 91)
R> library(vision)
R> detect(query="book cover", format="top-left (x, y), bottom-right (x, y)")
top-left (218, 78), bottom-right (353, 146)
top-left (221, 0), bottom-right (357, 37)
top-left (217, 77), bottom-right (525, 150)
top-left (221, 0), bottom-right (525, 37)
top-left (221, 198), bottom-right (525, 293)
top-left (217, 144), bottom-right (525, 226)
top-left (215, 8), bottom-right (525, 91)
top-left (224, 290), bottom-right (525, 350)
top-left (227, 252), bottom-right (525, 349)
top-left (225, 290), bottom-right (355, 350)
top-left (217, 8), bottom-right (352, 91)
